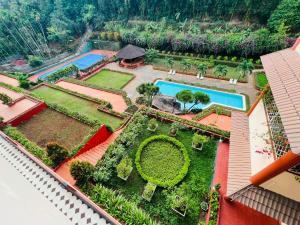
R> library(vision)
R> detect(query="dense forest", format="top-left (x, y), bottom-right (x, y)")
top-left (0, 0), bottom-right (299, 61)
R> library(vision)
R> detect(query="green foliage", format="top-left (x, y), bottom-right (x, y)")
top-left (192, 133), bottom-right (209, 147)
top-left (136, 83), bottom-right (159, 106)
top-left (268, 0), bottom-right (300, 32)
top-left (145, 48), bottom-right (159, 63)
top-left (237, 60), bottom-right (254, 79)
top-left (193, 106), bottom-right (231, 121)
top-left (189, 92), bottom-right (210, 111)
top-left (91, 184), bottom-right (157, 225)
top-left (142, 182), bottom-right (157, 201)
top-left (70, 161), bottom-right (95, 187)
top-left (209, 191), bottom-right (220, 222)
top-left (116, 156), bottom-right (133, 180)
top-left (135, 135), bottom-right (190, 187)
top-left (94, 112), bottom-right (148, 182)
top-left (3, 126), bottom-right (53, 167)
top-left (0, 93), bottom-right (12, 105)
top-left (176, 90), bottom-right (194, 111)
top-left (197, 63), bottom-right (208, 77)
top-left (256, 72), bottom-right (269, 90)
top-left (46, 65), bottom-right (79, 83)
top-left (46, 142), bottom-right (69, 167)
top-left (213, 65), bottom-right (228, 78)
top-left (0, 116), bottom-right (3, 123)
top-left (28, 55), bottom-right (43, 67)
top-left (148, 118), bottom-right (158, 131)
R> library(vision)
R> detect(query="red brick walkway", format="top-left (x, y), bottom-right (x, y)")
top-left (56, 80), bottom-right (127, 113)
top-left (56, 129), bottom-right (122, 185)
top-left (214, 142), bottom-right (280, 225)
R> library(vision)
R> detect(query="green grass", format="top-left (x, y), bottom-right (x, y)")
top-left (106, 121), bottom-right (217, 225)
top-left (140, 140), bottom-right (185, 181)
top-left (32, 86), bottom-right (123, 130)
top-left (153, 57), bottom-right (246, 81)
top-left (256, 72), bottom-right (268, 90)
top-left (85, 69), bottom-right (134, 89)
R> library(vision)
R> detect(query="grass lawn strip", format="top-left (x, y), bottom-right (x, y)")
top-left (32, 85), bottom-right (123, 130)
top-left (86, 69), bottom-right (134, 89)
top-left (17, 108), bottom-right (91, 151)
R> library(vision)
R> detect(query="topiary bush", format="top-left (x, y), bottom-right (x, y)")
top-left (0, 93), bottom-right (13, 105)
top-left (46, 142), bottom-right (69, 167)
top-left (116, 156), bottom-right (133, 180)
top-left (135, 135), bottom-right (190, 187)
top-left (70, 160), bottom-right (95, 187)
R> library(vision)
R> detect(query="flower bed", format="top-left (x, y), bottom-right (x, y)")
top-left (135, 135), bottom-right (190, 187)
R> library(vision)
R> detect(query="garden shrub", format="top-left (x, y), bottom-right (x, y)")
top-left (28, 55), bottom-right (43, 67)
top-left (192, 133), bottom-right (209, 148)
top-left (3, 126), bottom-right (53, 167)
top-left (116, 155), bottom-right (133, 180)
top-left (147, 118), bottom-right (158, 131)
top-left (70, 160), bottom-right (95, 187)
top-left (94, 112), bottom-right (148, 182)
top-left (193, 106), bottom-right (231, 121)
top-left (46, 142), bottom-right (69, 167)
top-left (0, 93), bottom-right (13, 105)
top-left (209, 191), bottom-right (220, 222)
top-left (91, 184), bottom-right (157, 225)
top-left (142, 182), bottom-right (157, 202)
top-left (135, 135), bottom-right (190, 187)
top-left (45, 65), bottom-right (79, 83)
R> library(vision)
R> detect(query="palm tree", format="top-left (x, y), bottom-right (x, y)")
top-left (197, 63), bottom-right (208, 78)
top-left (137, 83), bottom-right (159, 106)
top-left (214, 65), bottom-right (228, 78)
top-left (237, 60), bottom-right (254, 81)
top-left (181, 59), bottom-right (192, 72)
top-left (166, 57), bottom-right (175, 70)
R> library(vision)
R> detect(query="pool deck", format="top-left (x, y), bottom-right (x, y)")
top-left (29, 50), bottom-right (116, 82)
top-left (104, 63), bottom-right (258, 105)
top-left (55, 80), bottom-right (127, 113)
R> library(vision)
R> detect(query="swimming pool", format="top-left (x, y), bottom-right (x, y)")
top-left (154, 80), bottom-right (246, 111)
top-left (34, 53), bottom-right (106, 81)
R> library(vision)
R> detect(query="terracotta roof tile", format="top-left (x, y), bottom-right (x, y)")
top-left (261, 48), bottom-right (300, 155)
top-left (227, 111), bottom-right (251, 196)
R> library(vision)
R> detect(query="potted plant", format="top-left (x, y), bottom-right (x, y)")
top-left (171, 195), bottom-right (188, 217)
top-left (169, 123), bottom-right (179, 137)
top-left (142, 182), bottom-right (157, 202)
top-left (116, 156), bottom-right (133, 181)
top-left (147, 118), bottom-right (158, 132)
top-left (192, 133), bottom-right (208, 150)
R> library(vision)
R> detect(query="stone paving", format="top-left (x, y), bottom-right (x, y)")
top-left (105, 63), bottom-right (259, 105)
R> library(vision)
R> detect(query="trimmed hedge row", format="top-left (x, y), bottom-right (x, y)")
top-left (94, 112), bottom-right (148, 182)
top-left (141, 107), bottom-right (230, 138)
top-left (0, 82), bottom-right (23, 93)
top-left (3, 126), bottom-right (53, 167)
top-left (91, 184), bottom-right (157, 225)
top-left (135, 135), bottom-right (190, 187)
top-left (64, 77), bottom-right (132, 106)
top-left (193, 106), bottom-right (231, 122)
top-left (45, 64), bottom-right (79, 83)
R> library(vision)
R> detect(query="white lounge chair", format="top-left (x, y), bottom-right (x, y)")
top-left (233, 79), bottom-right (238, 85)
top-left (200, 76), bottom-right (204, 80)
top-left (197, 73), bottom-right (200, 79)
top-left (169, 69), bottom-right (173, 75)
top-left (229, 78), bottom-right (234, 84)
top-left (172, 70), bottom-right (176, 76)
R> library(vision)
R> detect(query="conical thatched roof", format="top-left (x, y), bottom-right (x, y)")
top-left (116, 44), bottom-right (145, 60)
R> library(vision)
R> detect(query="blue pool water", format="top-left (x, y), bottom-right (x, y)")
top-left (154, 80), bottom-right (245, 110)
top-left (36, 54), bottom-right (106, 80)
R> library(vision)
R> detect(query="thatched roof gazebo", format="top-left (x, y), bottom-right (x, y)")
top-left (117, 44), bottom-right (145, 69)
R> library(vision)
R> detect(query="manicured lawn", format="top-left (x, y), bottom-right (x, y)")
top-left (256, 72), bottom-right (268, 90)
top-left (153, 56), bottom-right (245, 82)
top-left (18, 108), bottom-right (91, 151)
top-left (85, 69), bottom-right (134, 89)
top-left (106, 121), bottom-right (217, 225)
top-left (32, 85), bottom-right (123, 130)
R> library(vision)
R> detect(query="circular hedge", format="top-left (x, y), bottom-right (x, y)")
top-left (135, 135), bottom-right (190, 187)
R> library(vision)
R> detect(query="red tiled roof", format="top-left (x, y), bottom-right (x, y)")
top-left (261, 48), bottom-right (300, 155)
top-left (227, 111), bottom-right (251, 196)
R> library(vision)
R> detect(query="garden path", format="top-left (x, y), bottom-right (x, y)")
top-left (213, 142), bottom-right (280, 225)
top-left (56, 80), bottom-right (127, 113)
top-left (104, 63), bottom-right (258, 104)
top-left (56, 129), bottom-right (123, 186)
top-left (0, 74), bottom-right (19, 87)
